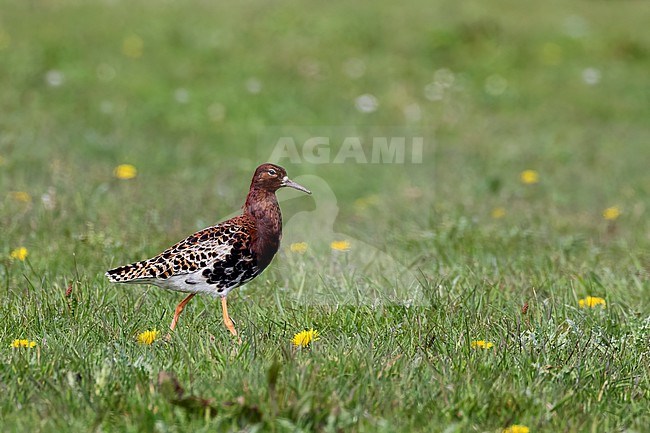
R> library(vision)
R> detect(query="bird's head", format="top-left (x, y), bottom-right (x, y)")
top-left (251, 163), bottom-right (311, 195)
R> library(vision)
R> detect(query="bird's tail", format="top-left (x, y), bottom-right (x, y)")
top-left (105, 260), bottom-right (155, 283)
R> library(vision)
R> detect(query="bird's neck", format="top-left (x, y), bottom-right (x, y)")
top-left (244, 188), bottom-right (280, 220)
top-left (244, 188), bottom-right (282, 266)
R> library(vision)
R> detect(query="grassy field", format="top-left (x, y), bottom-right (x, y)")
top-left (1, 0), bottom-right (649, 431)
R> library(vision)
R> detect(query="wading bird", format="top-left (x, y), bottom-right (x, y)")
top-left (106, 163), bottom-right (311, 339)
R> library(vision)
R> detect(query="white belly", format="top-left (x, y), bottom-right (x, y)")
top-left (152, 273), bottom-right (236, 297)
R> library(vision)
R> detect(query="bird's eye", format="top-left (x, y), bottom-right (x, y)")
top-left (268, 169), bottom-right (277, 176)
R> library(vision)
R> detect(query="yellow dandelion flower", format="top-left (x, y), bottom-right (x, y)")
top-left (122, 34), bottom-right (143, 59)
top-left (330, 240), bottom-right (351, 252)
top-left (578, 296), bottom-right (606, 308)
top-left (137, 329), bottom-right (159, 345)
top-left (0, 155), bottom-right (5, 165)
top-left (290, 242), bottom-right (308, 253)
top-left (10, 247), bottom-right (28, 261)
top-left (292, 329), bottom-right (319, 347)
top-left (504, 425), bottom-right (530, 433)
top-left (520, 170), bottom-right (539, 185)
top-left (470, 340), bottom-right (494, 349)
top-left (491, 207), bottom-right (506, 219)
top-left (9, 191), bottom-right (32, 203)
top-left (603, 206), bottom-right (621, 221)
top-left (11, 339), bottom-right (37, 348)
top-left (114, 164), bottom-right (137, 180)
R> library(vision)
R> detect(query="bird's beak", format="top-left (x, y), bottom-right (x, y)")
top-left (282, 176), bottom-right (311, 194)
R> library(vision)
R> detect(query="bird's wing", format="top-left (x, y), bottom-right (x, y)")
top-left (106, 216), bottom-right (255, 283)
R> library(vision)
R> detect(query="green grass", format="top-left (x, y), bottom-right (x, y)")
top-left (1, 0), bottom-right (649, 431)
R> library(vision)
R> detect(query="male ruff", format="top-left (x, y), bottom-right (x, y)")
top-left (106, 163), bottom-right (311, 339)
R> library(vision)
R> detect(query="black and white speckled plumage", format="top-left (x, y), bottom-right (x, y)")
top-left (106, 217), bottom-right (261, 297)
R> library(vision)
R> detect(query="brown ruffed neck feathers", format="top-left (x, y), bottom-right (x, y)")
top-left (241, 163), bottom-right (311, 269)
top-left (243, 165), bottom-right (286, 269)
top-left (243, 164), bottom-right (285, 233)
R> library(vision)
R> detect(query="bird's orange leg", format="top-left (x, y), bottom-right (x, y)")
top-left (221, 297), bottom-right (241, 343)
top-left (169, 293), bottom-right (196, 331)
